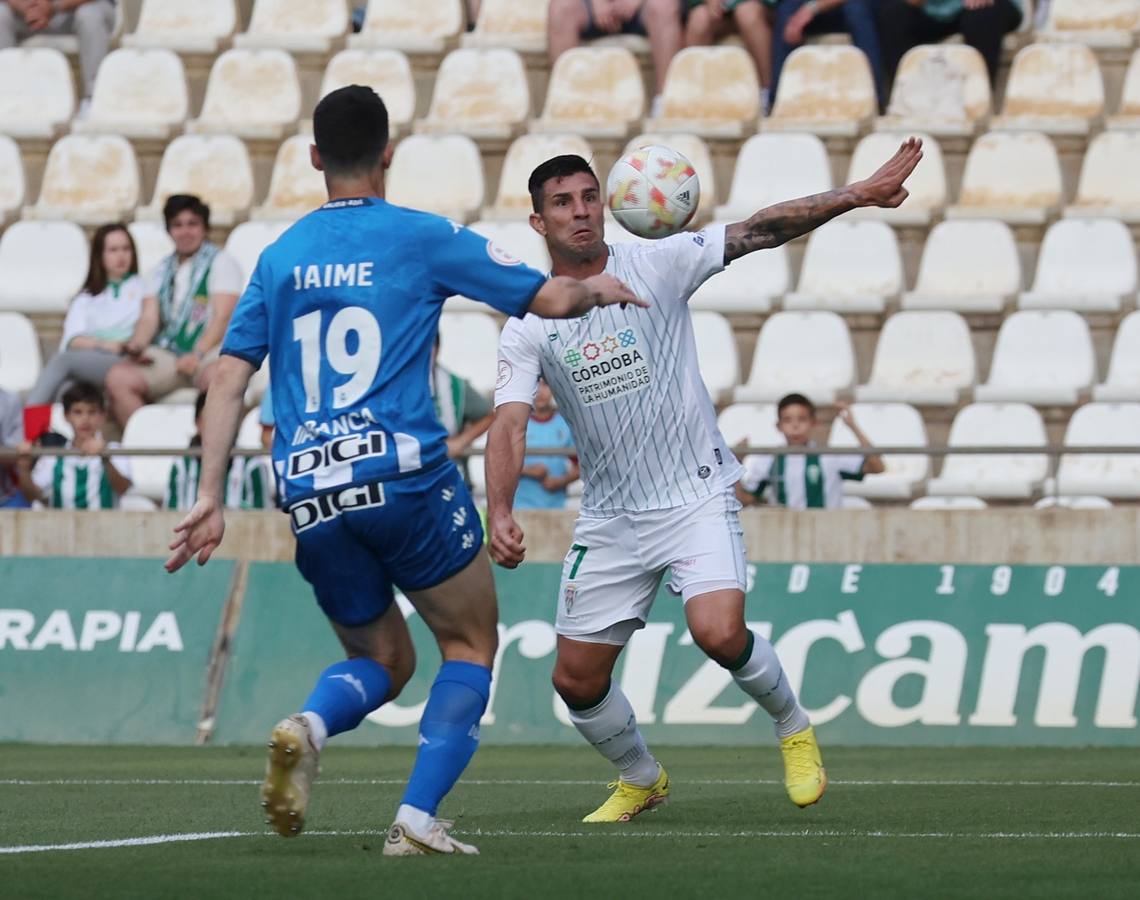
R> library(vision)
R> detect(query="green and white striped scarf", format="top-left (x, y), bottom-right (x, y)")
top-left (156, 242), bottom-right (219, 353)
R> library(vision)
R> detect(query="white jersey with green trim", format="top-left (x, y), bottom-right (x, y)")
top-left (495, 225), bottom-right (742, 515)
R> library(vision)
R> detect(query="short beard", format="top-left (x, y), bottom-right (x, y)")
top-left (563, 238), bottom-right (606, 266)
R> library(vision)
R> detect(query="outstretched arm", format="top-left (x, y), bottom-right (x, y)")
top-left (724, 137), bottom-right (923, 263)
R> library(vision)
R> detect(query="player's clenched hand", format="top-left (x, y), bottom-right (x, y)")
top-left (852, 137), bottom-right (923, 209)
top-left (488, 511), bottom-right (527, 569)
top-left (585, 273), bottom-right (647, 309)
top-left (165, 496), bottom-right (225, 573)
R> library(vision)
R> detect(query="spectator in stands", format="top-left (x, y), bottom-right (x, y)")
top-left (765, 0), bottom-right (886, 109)
top-left (0, 387), bottom-right (29, 508)
top-left (547, 0), bottom-right (685, 117)
top-left (515, 379), bottom-right (579, 510)
top-left (104, 195), bottom-right (244, 429)
top-left (875, 0), bottom-right (1023, 93)
top-left (15, 380), bottom-right (131, 509)
top-left (736, 394), bottom-right (883, 509)
top-left (684, 1), bottom-right (774, 109)
top-left (432, 333), bottom-right (493, 485)
top-left (0, 0), bottom-right (115, 111)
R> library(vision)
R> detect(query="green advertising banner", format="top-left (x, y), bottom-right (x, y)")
top-left (215, 561), bottom-right (1139, 747)
top-left (0, 557), bottom-right (233, 743)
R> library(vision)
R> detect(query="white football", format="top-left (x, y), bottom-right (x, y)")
top-left (607, 145), bottom-right (700, 240)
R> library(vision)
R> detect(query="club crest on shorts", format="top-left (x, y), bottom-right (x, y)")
top-left (563, 582), bottom-right (577, 613)
top-left (697, 465), bottom-right (711, 479)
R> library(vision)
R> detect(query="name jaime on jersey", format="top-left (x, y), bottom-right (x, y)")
top-left (292, 262), bottom-right (375, 290)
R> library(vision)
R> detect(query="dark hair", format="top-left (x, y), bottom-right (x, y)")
top-left (62, 381), bottom-right (106, 413)
top-left (313, 85), bottom-right (389, 177)
top-left (777, 393), bottom-right (816, 418)
top-left (528, 155), bottom-right (599, 213)
top-left (194, 390), bottom-right (208, 419)
top-left (163, 194), bottom-right (210, 231)
top-left (83, 223), bottom-right (138, 297)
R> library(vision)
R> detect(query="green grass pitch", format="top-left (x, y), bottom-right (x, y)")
top-left (2, 744), bottom-right (1137, 899)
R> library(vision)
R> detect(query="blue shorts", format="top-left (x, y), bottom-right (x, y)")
top-left (290, 462), bottom-right (484, 628)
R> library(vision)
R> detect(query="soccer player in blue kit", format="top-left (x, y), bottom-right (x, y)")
top-left (164, 86), bottom-right (641, 856)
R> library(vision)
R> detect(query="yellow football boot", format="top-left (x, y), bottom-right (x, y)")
top-left (582, 765), bottom-right (670, 823)
top-left (780, 726), bottom-right (827, 808)
top-left (259, 715), bottom-right (320, 837)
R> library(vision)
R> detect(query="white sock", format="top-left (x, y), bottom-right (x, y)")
top-left (299, 711), bottom-right (328, 752)
top-left (730, 632), bottom-right (810, 739)
top-left (568, 683), bottom-right (660, 787)
top-left (395, 803), bottom-right (435, 835)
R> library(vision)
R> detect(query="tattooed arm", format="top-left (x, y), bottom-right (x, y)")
top-left (724, 137), bottom-right (924, 263)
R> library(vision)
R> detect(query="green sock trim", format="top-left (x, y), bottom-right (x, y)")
top-left (564, 681), bottom-right (612, 712)
top-left (726, 630), bottom-right (756, 672)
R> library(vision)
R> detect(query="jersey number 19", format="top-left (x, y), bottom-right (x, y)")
top-left (293, 307), bottom-right (382, 413)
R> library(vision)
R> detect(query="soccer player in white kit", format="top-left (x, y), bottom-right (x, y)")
top-left (486, 140), bottom-right (922, 822)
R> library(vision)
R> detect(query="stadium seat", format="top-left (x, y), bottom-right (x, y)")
top-left (1034, 494), bottom-right (1113, 509)
top-left (974, 310), bottom-right (1095, 405)
top-left (846, 132), bottom-right (946, 227)
top-left (0, 136), bottom-right (25, 229)
top-left (926, 403), bottom-right (1048, 499)
top-left (387, 134), bottom-right (484, 222)
top-left (120, 493), bottom-right (159, 511)
top-left (840, 495), bottom-right (873, 509)
top-left (1064, 132), bottom-right (1140, 222)
top-left (1037, 0), bottom-right (1140, 48)
top-left (1107, 49), bottom-right (1140, 130)
top-left (688, 237), bottom-right (788, 313)
top-left (645, 46), bottom-right (761, 138)
top-left (856, 311), bottom-right (975, 405)
top-left (186, 49), bottom-right (302, 140)
top-left (236, 406), bottom-right (264, 450)
top-left (348, 0), bottom-right (464, 53)
top-left (784, 220), bottom-right (902, 314)
top-left (127, 221), bottom-right (174, 276)
top-left (462, 0), bottom-right (547, 53)
top-left (20, 1), bottom-right (124, 55)
top-left (828, 402), bottom-right (929, 500)
top-left (468, 221), bottom-right (551, 271)
top-left (234, 0), bottom-right (349, 53)
top-left (733, 311), bottom-right (854, 404)
top-left (483, 133), bottom-right (594, 220)
top-left (1018, 218), bottom-right (1137, 313)
top-left (991, 44), bottom-right (1104, 137)
top-left (315, 50), bottom-right (416, 137)
top-left (0, 48), bottom-right (74, 139)
top-left (766, 45), bottom-right (877, 137)
top-left (716, 403), bottom-right (782, 449)
top-left (624, 133), bottom-right (716, 223)
top-left (138, 135), bottom-right (255, 228)
top-left (438, 312), bottom-right (501, 394)
top-left (0, 311), bottom-right (42, 393)
top-left (121, 404), bottom-right (198, 502)
top-left (224, 221), bottom-right (291, 288)
top-left (714, 134), bottom-right (832, 221)
top-left (415, 48), bottom-right (530, 140)
top-left (530, 47), bottom-right (644, 139)
top-left (876, 45), bottom-right (990, 137)
top-left (71, 48), bottom-right (188, 139)
top-left (1056, 402), bottom-right (1140, 498)
top-left (902, 220), bottom-right (1021, 313)
top-left (0, 221), bottom-right (87, 314)
top-left (946, 132), bottom-right (1062, 226)
top-left (691, 311), bottom-right (739, 404)
top-left (909, 495), bottom-right (987, 510)
top-left (25, 135), bottom-right (139, 226)
top-left (251, 135), bottom-right (327, 221)
top-left (1094, 310), bottom-right (1140, 401)
top-left (123, 0), bottom-right (238, 53)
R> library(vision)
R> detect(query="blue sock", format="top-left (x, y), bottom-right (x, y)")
top-left (400, 661), bottom-right (491, 815)
top-left (302, 658), bottom-right (391, 738)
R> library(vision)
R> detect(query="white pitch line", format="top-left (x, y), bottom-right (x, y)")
top-left (2, 778), bottom-right (1139, 788)
top-left (0, 831), bottom-right (253, 854)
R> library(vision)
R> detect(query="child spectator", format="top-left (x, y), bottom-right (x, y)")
top-left (737, 394), bottom-right (883, 509)
top-left (515, 379), bottom-right (579, 510)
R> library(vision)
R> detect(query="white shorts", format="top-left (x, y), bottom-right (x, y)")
top-left (555, 489), bottom-right (747, 643)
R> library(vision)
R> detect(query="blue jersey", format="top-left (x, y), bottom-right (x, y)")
top-left (516, 412), bottom-right (575, 510)
top-left (222, 197), bottom-right (546, 506)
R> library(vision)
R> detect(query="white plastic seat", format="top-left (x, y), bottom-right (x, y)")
top-left (467, 221), bottom-right (551, 271)
top-left (0, 221), bottom-right (87, 314)
top-left (910, 495), bottom-right (987, 510)
top-left (624, 133), bottom-right (716, 224)
top-left (856, 311), bottom-right (975, 405)
top-left (926, 403), bottom-right (1048, 499)
top-left (234, 0), bottom-right (349, 53)
top-left (1038, 0), bottom-right (1140, 49)
top-left (462, 0), bottom-right (547, 53)
top-left (766, 45), bottom-right (877, 137)
top-left (733, 312), bottom-right (854, 404)
top-left (21, 1), bottom-right (123, 55)
top-left (716, 403), bottom-right (782, 449)
top-left (25, 135), bottom-right (139, 225)
top-left (251, 135), bottom-right (328, 221)
top-left (714, 134), bottom-right (832, 221)
top-left (991, 44), bottom-right (1105, 136)
top-left (348, 0), bottom-right (464, 53)
top-left (646, 46), bottom-right (761, 138)
top-left (123, 0), bottom-right (238, 53)
top-left (186, 49), bottom-right (302, 140)
top-left (315, 50), bottom-right (416, 137)
top-left (946, 132), bottom-right (1062, 225)
top-left (121, 404), bottom-right (198, 502)
top-left (1056, 402), bottom-right (1140, 498)
top-left (415, 48), bottom-right (530, 140)
top-left (846, 133), bottom-right (946, 227)
top-left (1064, 132), bottom-right (1140, 222)
top-left (0, 312), bottom-right (42, 393)
top-left (1034, 494), bottom-right (1113, 509)
top-left (688, 237), bottom-right (788, 314)
top-left (71, 48), bottom-right (188, 139)
top-left (1018, 219), bottom-right (1137, 312)
top-left (0, 48), bottom-right (74, 139)
top-left (841, 495), bottom-right (873, 509)
top-left (387, 135), bottom-right (484, 222)
top-left (437, 313), bottom-right (501, 394)
top-left (974, 310), bottom-right (1095, 405)
top-left (828, 403), bottom-right (928, 499)
top-left (530, 47), bottom-right (644, 139)
top-left (0, 136), bottom-right (25, 227)
top-left (785, 220), bottom-right (902, 314)
top-left (236, 406), bottom-right (264, 450)
top-left (127, 221), bottom-right (175, 276)
top-left (1094, 310), bottom-right (1140, 401)
top-left (691, 311), bottom-right (740, 404)
top-left (138, 135), bottom-right (255, 228)
top-left (1108, 49), bottom-right (1140, 129)
top-left (876, 45), bottom-right (990, 137)
top-left (483, 133), bottom-right (594, 220)
top-left (223, 221), bottom-right (291, 288)
top-left (903, 220), bottom-right (1021, 313)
